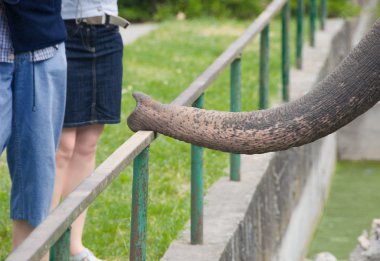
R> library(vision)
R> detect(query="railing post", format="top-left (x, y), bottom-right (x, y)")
top-left (191, 94), bottom-right (204, 244)
top-left (310, 0), bottom-right (317, 46)
top-left (230, 57), bottom-right (241, 181)
top-left (260, 24), bottom-right (270, 110)
top-left (320, 0), bottom-right (327, 30)
top-left (282, 0), bottom-right (290, 102)
top-left (296, 0), bottom-right (304, 69)
top-left (49, 228), bottom-right (71, 261)
top-left (130, 147), bottom-right (150, 261)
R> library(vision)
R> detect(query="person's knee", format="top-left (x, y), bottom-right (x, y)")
top-left (73, 136), bottom-right (98, 158)
top-left (56, 134), bottom-right (76, 165)
top-left (73, 125), bottom-right (103, 158)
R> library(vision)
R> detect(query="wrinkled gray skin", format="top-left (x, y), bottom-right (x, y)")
top-left (127, 20), bottom-right (380, 155)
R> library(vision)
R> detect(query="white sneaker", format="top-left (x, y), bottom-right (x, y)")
top-left (69, 248), bottom-right (104, 261)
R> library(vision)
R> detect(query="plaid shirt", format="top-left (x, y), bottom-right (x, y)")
top-left (0, 2), bottom-right (57, 63)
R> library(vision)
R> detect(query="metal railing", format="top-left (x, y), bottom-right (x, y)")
top-left (6, 0), bottom-right (327, 260)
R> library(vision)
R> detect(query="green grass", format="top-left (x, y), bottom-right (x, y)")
top-left (0, 16), bottom-right (297, 260)
top-left (0, 156), bottom-right (11, 257)
top-left (307, 161), bottom-right (380, 260)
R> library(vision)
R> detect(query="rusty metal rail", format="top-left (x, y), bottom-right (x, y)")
top-left (6, 0), bottom-right (326, 260)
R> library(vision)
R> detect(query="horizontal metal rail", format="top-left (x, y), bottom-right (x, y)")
top-left (6, 0), bottom-right (295, 259)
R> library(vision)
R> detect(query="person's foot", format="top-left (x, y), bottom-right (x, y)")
top-left (69, 248), bottom-right (103, 261)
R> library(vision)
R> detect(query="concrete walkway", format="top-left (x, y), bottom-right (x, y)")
top-left (119, 23), bottom-right (158, 45)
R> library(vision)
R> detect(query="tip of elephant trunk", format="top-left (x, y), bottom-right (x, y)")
top-left (127, 92), bottom-right (155, 132)
top-left (131, 92), bottom-right (152, 106)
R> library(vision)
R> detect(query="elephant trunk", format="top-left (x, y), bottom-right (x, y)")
top-left (127, 20), bottom-right (380, 155)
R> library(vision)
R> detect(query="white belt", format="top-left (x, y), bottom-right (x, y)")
top-left (79, 14), bottom-right (130, 29)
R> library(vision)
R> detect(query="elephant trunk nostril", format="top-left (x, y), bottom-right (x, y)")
top-left (126, 111), bottom-right (142, 132)
top-left (127, 92), bottom-right (152, 132)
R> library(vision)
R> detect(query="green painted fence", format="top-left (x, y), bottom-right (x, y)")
top-left (6, 0), bottom-right (326, 260)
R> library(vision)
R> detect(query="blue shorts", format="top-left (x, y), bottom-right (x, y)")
top-left (0, 43), bottom-right (67, 227)
top-left (63, 20), bottom-right (123, 127)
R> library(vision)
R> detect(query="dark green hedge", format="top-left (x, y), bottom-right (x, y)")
top-left (118, 0), bottom-right (359, 22)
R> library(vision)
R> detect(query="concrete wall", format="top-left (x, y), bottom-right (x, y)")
top-left (162, 19), bottom-right (350, 261)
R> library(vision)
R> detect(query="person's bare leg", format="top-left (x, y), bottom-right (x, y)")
top-left (12, 220), bottom-right (33, 250)
top-left (12, 220), bottom-right (50, 261)
top-left (61, 124), bottom-right (104, 255)
top-left (51, 128), bottom-right (77, 210)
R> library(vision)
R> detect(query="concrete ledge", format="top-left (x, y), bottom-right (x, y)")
top-left (162, 19), bottom-right (349, 261)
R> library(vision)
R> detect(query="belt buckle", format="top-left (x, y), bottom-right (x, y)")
top-left (106, 14), bottom-right (131, 29)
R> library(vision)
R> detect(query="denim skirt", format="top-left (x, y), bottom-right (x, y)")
top-left (63, 20), bottom-right (123, 127)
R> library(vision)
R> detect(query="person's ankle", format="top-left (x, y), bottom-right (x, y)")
top-left (70, 244), bottom-right (85, 256)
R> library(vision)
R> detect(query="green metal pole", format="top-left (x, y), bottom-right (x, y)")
top-left (310, 0), bottom-right (317, 47)
top-left (260, 25), bottom-right (270, 110)
top-left (230, 57), bottom-right (241, 181)
top-left (191, 94), bottom-right (204, 244)
top-left (130, 147), bottom-right (150, 261)
top-left (320, 0), bottom-right (327, 30)
top-left (50, 228), bottom-right (71, 261)
top-left (296, 0), bottom-right (304, 69)
top-left (282, 0), bottom-right (290, 102)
